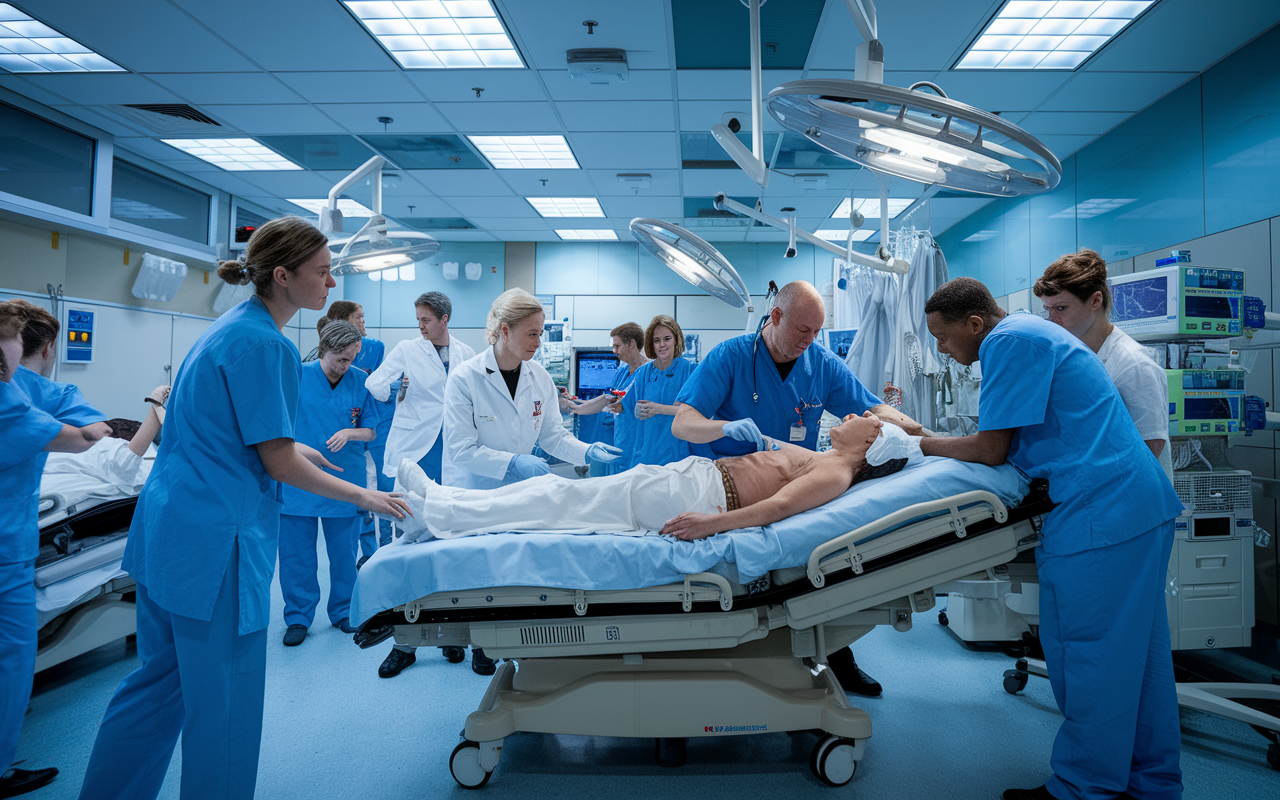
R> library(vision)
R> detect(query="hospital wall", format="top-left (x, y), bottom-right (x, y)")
top-left (938, 24), bottom-right (1280, 630)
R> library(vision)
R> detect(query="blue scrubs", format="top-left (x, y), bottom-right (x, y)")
top-left (278, 362), bottom-right (380, 629)
top-left (622, 358), bottom-right (710, 467)
top-left (353, 336), bottom-right (393, 556)
top-left (590, 363), bottom-right (641, 476)
top-left (675, 332), bottom-right (880, 456)
top-left (80, 295), bottom-right (301, 800)
top-left (11, 365), bottom-right (105, 474)
top-left (977, 314), bottom-right (1184, 800)
top-left (0, 381), bottom-right (63, 778)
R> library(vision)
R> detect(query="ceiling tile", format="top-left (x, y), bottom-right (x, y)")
top-left (808, 0), bottom-right (991, 73)
top-left (404, 70), bottom-right (547, 103)
top-left (540, 70), bottom-right (674, 101)
top-left (1086, 0), bottom-right (1280, 74)
top-left (405, 170), bottom-right (515, 197)
top-left (317, 103), bottom-right (451, 133)
top-left (598, 196), bottom-right (683, 217)
top-left (676, 70), bottom-right (802, 100)
top-left (435, 101), bottom-right (563, 133)
top-left (1038, 72), bottom-right (1196, 112)
top-left (446, 197), bottom-right (543, 217)
top-left (467, 217), bottom-right (550, 231)
top-left (587, 169), bottom-right (681, 196)
top-left (20, 75), bottom-right (183, 106)
top-left (490, 170), bottom-right (600, 195)
top-left (929, 72), bottom-right (1074, 113)
top-left (568, 132), bottom-right (678, 169)
top-left (272, 72), bottom-right (424, 104)
top-left (50, 106), bottom-right (149, 137)
top-left (677, 100), bottom-right (784, 133)
top-left (489, 230), bottom-right (562, 241)
top-left (0, 75), bottom-right (73, 107)
top-left (1020, 112), bottom-right (1132, 137)
top-left (501, 0), bottom-right (672, 71)
top-left (680, 169), bottom-right (765, 197)
top-left (557, 101), bottom-right (675, 132)
top-left (201, 105), bottom-right (346, 134)
top-left (430, 230), bottom-right (499, 241)
top-left (229, 171), bottom-right (337, 196)
top-left (144, 73), bottom-right (304, 105)
top-left (928, 197), bottom-right (997, 220)
top-left (1033, 134), bottom-right (1100, 161)
top-left (381, 197), bottom-right (460, 217)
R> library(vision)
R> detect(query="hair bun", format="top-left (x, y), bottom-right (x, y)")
top-left (216, 259), bottom-right (250, 286)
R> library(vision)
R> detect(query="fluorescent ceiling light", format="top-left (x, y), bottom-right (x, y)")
top-left (556, 229), bottom-right (617, 241)
top-left (0, 4), bottom-right (125, 72)
top-left (162, 139), bottom-right (302, 171)
top-left (1049, 197), bottom-right (1136, 218)
top-left (468, 136), bottom-right (579, 169)
top-left (832, 198), bottom-right (914, 219)
top-left (956, 0), bottom-right (1156, 71)
top-left (963, 230), bottom-right (1000, 242)
top-left (288, 198), bottom-right (376, 216)
top-left (814, 229), bottom-right (874, 242)
top-left (343, 0), bottom-right (523, 69)
top-left (526, 197), bottom-right (604, 217)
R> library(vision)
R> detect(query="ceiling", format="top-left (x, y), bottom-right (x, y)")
top-left (1, 0), bottom-right (1277, 245)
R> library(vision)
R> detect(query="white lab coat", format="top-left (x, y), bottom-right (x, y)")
top-left (443, 346), bottom-right (589, 490)
top-left (1097, 326), bottom-right (1174, 481)
top-left (365, 335), bottom-right (477, 477)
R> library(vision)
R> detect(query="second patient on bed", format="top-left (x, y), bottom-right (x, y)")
top-left (396, 412), bottom-right (919, 543)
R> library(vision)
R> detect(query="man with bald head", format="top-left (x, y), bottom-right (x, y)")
top-left (671, 279), bottom-right (923, 697)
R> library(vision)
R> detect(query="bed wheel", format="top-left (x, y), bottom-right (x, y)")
top-left (450, 741), bottom-right (492, 789)
top-left (810, 735), bottom-right (859, 787)
top-left (937, 610), bottom-right (948, 626)
top-left (1002, 668), bottom-right (1029, 695)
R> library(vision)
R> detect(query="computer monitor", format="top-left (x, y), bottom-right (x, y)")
top-left (824, 328), bottom-right (858, 359)
top-left (573, 349), bottom-right (620, 400)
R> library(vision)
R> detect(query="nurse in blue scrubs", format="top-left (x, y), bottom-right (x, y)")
top-left (622, 315), bottom-right (708, 467)
top-left (671, 280), bottom-right (920, 697)
top-left (570, 321), bottom-right (647, 475)
top-left (922, 278), bottom-right (1183, 800)
top-left (278, 321), bottom-right (380, 647)
top-left (78, 217), bottom-right (410, 800)
top-left (0, 303), bottom-right (109, 799)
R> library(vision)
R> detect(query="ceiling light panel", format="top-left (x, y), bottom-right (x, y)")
top-left (832, 198), bottom-right (914, 219)
top-left (288, 198), bottom-right (376, 216)
top-left (956, 1), bottom-right (1156, 71)
top-left (161, 139), bottom-right (303, 171)
top-left (556, 229), bottom-right (617, 241)
top-left (526, 197), bottom-right (604, 218)
top-left (468, 136), bottom-right (580, 169)
top-left (0, 4), bottom-right (124, 72)
top-left (815, 229), bottom-right (874, 242)
top-left (343, 0), bottom-right (524, 69)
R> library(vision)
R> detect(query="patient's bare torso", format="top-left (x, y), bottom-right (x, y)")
top-left (717, 448), bottom-right (859, 508)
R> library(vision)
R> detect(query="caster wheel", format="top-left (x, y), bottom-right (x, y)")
top-left (810, 735), bottom-right (859, 787)
top-left (938, 611), bottom-right (949, 626)
top-left (1002, 669), bottom-right (1028, 695)
top-left (450, 741), bottom-right (492, 789)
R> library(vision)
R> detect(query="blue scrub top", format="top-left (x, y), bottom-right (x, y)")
top-left (622, 358), bottom-right (710, 467)
top-left (352, 335), bottom-right (384, 375)
top-left (124, 296), bottom-right (301, 635)
top-left (676, 332), bottom-right (880, 456)
top-left (0, 380), bottom-right (63, 563)
top-left (607, 363), bottom-right (641, 461)
top-left (978, 314), bottom-right (1182, 556)
top-left (11, 365), bottom-right (106, 475)
top-left (281, 362), bottom-right (381, 518)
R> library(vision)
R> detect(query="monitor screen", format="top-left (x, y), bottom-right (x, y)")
top-left (825, 328), bottom-right (858, 359)
top-left (574, 351), bottom-right (620, 400)
top-left (1184, 397), bottom-right (1239, 420)
top-left (1111, 275), bottom-right (1168, 323)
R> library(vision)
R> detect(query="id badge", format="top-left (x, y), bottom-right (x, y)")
top-left (790, 423), bottom-right (806, 442)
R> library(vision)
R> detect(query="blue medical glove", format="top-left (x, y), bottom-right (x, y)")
top-left (585, 442), bottom-right (624, 464)
top-left (505, 454), bottom-right (552, 482)
top-left (722, 418), bottom-right (766, 451)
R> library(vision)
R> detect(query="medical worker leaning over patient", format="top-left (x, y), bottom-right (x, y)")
top-left (0, 302), bottom-right (109, 799)
top-left (1033, 248), bottom-right (1174, 482)
top-left (78, 217), bottom-right (410, 800)
top-left (921, 277), bottom-right (1183, 800)
top-left (621, 315), bottom-right (709, 467)
top-left (277, 321), bottom-right (382, 649)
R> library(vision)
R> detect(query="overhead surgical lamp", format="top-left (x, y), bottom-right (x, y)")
top-left (321, 155), bottom-right (440, 276)
top-left (629, 218), bottom-right (751, 309)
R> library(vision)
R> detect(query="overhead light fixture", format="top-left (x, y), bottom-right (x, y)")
top-left (342, 0), bottom-right (523, 69)
top-left (0, 4), bottom-right (125, 72)
top-left (956, 1), bottom-right (1157, 71)
top-left (288, 198), bottom-right (375, 217)
top-left (708, 0), bottom-right (770, 189)
top-left (815, 229), bottom-right (874, 242)
top-left (526, 197), bottom-right (604, 218)
top-left (468, 135), bottom-right (579, 169)
top-left (1049, 197), bottom-right (1136, 218)
top-left (555, 229), bottom-right (617, 241)
top-left (630, 218), bottom-right (750, 308)
top-left (161, 139), bottom-right (302, 171)
top-left (833, 198), bottom-right (914, 220)
top-left (322, 155), bottom-right (440, 276)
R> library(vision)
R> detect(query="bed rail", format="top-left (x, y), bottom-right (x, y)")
top-left (806, 491), bottom-right (1008, 588)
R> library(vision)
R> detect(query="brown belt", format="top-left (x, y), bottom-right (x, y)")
top-left (714, 461), bottom-right (741, 511)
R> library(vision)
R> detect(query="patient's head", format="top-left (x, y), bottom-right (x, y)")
top-left (828, 411), bottom-right (882, 456)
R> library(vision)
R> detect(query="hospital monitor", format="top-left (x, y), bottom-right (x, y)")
top-left (1108, 266), bottom-right (1244, 341)
top-left (823, 328), bottom-right (858, 359)
top-left (573, 350), bottom-right (620, 400)
top-left (1167, 369), bottom-right (1245, 437)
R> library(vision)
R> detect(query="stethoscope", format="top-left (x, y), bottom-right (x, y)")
top-left (751, 282), bottom-right (780, 403)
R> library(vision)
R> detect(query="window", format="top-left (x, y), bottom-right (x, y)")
top-left (111, 159), bottom-right (211, 243)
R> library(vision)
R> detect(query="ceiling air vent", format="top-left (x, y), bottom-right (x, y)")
top-left (566, 48), bottom-right (627, 83)
top-left (104, 104), bottom-right (226, 136)
top-left (124, 104), bottom-right (222, 126)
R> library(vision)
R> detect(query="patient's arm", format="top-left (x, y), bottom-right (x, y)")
top-left (129, 386), bottom-right (170, 457)
top-left (919, 428), bottom-right (1013, 466)
top-left (661, 458), bottom-right (856, 540)
top-left (869, 403), bottom-right (925, 437)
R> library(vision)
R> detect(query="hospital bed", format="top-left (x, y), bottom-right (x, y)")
top-left (351, 457), bottom-right (1049, 788)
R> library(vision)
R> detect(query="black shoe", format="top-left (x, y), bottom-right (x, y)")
top-left (442, 645), bottom-right (466, 663)
top-left (826, 647), bottom-right (882, 696)
top-left (471, 648), bottom-right (496, 676)
top-left (333, 617), bottom-right (359, 634)
top-left (378, 648), bottom-right (416, 678)
top-left (282, 625), bottom-right (308, 647)
top-left (654, 737), bottom-right (687, 767)
top-left (1002, 786), bottom-right (1057, 800)
top-left (356, 554), bottom-right (370, 570)
top-left (0, 767), bottom-right (58, 798)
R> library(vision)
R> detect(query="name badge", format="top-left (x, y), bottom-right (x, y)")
top-left (790, 423), bottom-right (805, 442)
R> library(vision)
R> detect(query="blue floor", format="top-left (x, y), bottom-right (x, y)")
top-left (17, 564), bottom-right (1280, 799)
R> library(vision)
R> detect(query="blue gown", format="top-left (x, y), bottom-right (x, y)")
top-left (0, 380), bottom-right (64, 778)
top-left (352, 336), bottom-right (393, 555)
top-left (80, 296), bottom-right (301, 800)
top-left (592, 363), bottom-right (642, 476)
top-left (978, 314), bottom-right (1184, 800)
top-left (621, 358), bottom-right (710, 467)
top-left (278, 362), bottom-right (380, 629)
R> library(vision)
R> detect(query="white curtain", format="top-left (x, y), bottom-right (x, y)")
top-left (888, 240), bottom-right (949, 425)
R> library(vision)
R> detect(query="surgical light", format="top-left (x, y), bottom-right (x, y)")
top-left (342, 0), bottom-right (524, 69)
top-left (526, 197), bottom-right (604, 217)
top-left (162, 139), bottom-right (302, 171)
top-left (322, 155), bottom-right (440, 276)
top-left (629, 218), bottom-right (750, 309)
top-left (555, 229), bottom-right (617, 241)
top-left (0, 4), bottom-right (124, 72)
top-left (956, 1), bottom-right (1157, 71)
top-left (468, 136), bottom-right (579, 169)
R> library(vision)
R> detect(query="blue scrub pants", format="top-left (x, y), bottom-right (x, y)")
top-left (0, 559), bottom-right (36, 774)
top-left (79, 547), bottom-right (267, 800)
top-left (278, 515), bottom-right (360, 628)
top-left (1038, 521), bottom-right (1181, 800)
top-left (360, 417), bottom-right (395, 558)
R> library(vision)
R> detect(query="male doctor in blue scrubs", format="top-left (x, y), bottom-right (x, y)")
top-left (671, 280), bottom-right (923, 697)
top-left (921, 277), bottom-right (1182, 800)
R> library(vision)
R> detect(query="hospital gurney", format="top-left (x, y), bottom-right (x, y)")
top-left (351, 458), bottom-right (1049, 788)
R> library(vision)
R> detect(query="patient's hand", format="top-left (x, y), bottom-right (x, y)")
top-left (661, 512), bottom-right (723, 541)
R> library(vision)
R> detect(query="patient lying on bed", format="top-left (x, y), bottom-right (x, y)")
top-left (396, 412), bottom-right (923, 542)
